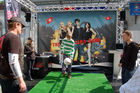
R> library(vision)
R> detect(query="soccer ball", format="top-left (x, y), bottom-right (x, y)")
top-left (64, 58), bottom-right (71, 66)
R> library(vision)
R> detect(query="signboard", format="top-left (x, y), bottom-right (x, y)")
top-left (130, 2), bottom-right (140, 15)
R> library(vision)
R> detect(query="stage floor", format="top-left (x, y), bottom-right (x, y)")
top-left (49, 62), bottom-right (113, 69)
top-left (29, 72), bottom-right (114, 93)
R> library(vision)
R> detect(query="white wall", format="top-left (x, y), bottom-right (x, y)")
top-left (126, 10), bottom-right (140, 44)
top-left (20, 11), bottom-right (31, 44)
top-left (0, 10), bottom-right (6, 36)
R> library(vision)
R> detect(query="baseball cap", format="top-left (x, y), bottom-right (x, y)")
top-left (8, 17), bottom-right (25, 28)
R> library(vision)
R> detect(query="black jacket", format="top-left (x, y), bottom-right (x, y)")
top-left (120, 42), bottom-right (139, 70)
top-left (24, 44), bottom-right (36, 60)
top-left (72, 26), bottom-right (84, 41)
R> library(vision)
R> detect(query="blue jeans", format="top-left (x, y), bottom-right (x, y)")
top-left (62, 55), bottom-right (72, 75)
top-left (0, 79), bottom-right (28, 93)
top-left (26, 59), bottom-right (35, 79)
top-left (121, 66), bottom-right (136, 84)
top-left (73, 44), bottom-right (84, 62)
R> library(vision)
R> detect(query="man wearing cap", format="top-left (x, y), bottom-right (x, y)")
top-left (0, 17), bottom-right (28, 93)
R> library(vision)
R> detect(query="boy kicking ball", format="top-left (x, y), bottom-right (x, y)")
top-left (60, 33), bottom-right (75, 78)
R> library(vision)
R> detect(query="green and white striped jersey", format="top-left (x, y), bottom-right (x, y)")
top-left (60, 38), bottom-right (75, 59)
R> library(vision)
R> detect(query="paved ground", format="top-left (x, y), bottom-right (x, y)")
top-left (110, 79), bottom-right (122, 93)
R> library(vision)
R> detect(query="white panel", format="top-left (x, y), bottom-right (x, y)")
top-left (132, 31), bottom-right (140, 44)
top-left (126, 9), bottom-right (140, 44)
top-left (0, 10), bottom-right (6, 36)
top-left (137, 16), bottom-right (140, 24)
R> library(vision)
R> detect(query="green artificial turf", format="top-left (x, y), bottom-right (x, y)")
top-left (29, 72), bottom-right (114, 93)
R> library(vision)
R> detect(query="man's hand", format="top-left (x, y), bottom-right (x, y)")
top-left (18, 77), bottom-right (27, 92)
top-left (118, 63), bottom-right (122, 67)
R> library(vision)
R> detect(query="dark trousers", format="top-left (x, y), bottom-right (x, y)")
top-left (121, 66), bottom-right (136, 84)
top-left (62, 55), bottom-right (72, 75)
top-left (74, 44), bottom-right (84, 63)
top-left (0, 79), bottom-right (28, 93)
top-left (26, 59), bottom-right (35, 79)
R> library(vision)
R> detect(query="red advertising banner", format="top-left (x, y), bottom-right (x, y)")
top-left (5, 0), bottom-right (21, 19)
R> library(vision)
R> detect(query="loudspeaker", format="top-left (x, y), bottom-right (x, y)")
top-left (120, 11), bottom-right (125, 21)
top-left (25, 13), bottom-right (31, 22)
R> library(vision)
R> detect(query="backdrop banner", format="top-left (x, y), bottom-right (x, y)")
top-left (37, 11), bottom-right (116, 64)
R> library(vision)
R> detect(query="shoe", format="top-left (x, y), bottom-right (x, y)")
top-left (68, 75), bottom-right (71, 79)
top-left (62, 72), bottom-right (66, 77)
top-left (29, 78), bottom-right (33, 81)
top-left (27, 77), bottom-right (33, 81)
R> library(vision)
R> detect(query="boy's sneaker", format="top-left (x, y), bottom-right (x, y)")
top-left (68, 75), bottom-right (71, 79)
top-left (62, 72), bottom-right (66, 77)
